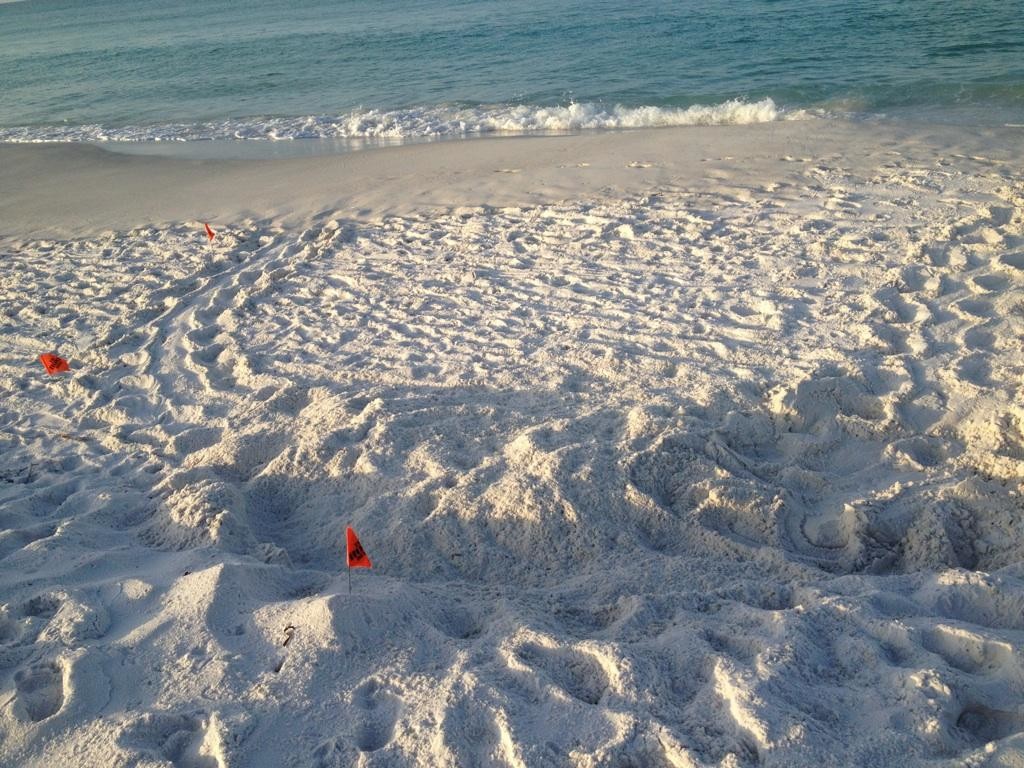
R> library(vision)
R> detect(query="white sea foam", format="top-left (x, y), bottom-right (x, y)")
top-left (0, 99), bottom-right (788, 143)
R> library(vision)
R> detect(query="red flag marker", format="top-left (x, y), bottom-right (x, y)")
top-left (346, 527), bottom-right (372, 568)
top-left (204, 222), bottom-right (216, 242)
top-left (39, 353), bottom-right (70, 375)
top-left (346, 526), bottom-right (371, 593)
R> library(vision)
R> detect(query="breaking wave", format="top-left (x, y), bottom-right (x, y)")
top-left (0, 99), bottom-right (793, 143)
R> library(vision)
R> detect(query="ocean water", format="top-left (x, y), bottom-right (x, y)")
top-left (1, 0), bottom-right (1022, 143)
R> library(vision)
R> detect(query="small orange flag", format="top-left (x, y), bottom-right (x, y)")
top-left (204, 222), bottom-right (215, 242)
top-left (346, 527), bottom-right (372, 569)
top-left (39, 353), bottom-right (70, 375)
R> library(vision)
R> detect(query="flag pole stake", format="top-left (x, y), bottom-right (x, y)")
top-left (348, 566), bottom-right (352, 595)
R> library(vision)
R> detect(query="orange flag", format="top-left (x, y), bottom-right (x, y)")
top-left (346, 527), bottom-right (372, 569)
top-left (204, 222), bottom-right (216, 242)
top-left (39, 353), bottom-right (70, 375)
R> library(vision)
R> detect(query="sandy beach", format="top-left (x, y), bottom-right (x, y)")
top-left (1, 119), bottom-right (1023, 766)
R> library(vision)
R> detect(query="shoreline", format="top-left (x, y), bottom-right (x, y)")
top-left (3, 119), bottom-right (1022, 241)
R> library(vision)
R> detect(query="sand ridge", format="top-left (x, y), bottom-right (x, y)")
top-left (0, 123), bottom-right (1023, 766)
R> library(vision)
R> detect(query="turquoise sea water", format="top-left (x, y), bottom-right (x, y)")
top-left (1, 0), bottom-right (1022, 142)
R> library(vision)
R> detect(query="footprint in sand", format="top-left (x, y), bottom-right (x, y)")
top-left (352, 679), bottom-right (400, 753)
top-left (962, 325), bottom-right (995, 351)
top-left (13, 660), bottom-right (64, 722)
top-left (430, 601), bottom-right (486, 641)
top-left (117, 711), bottom-right (221, 768)
top-left (921, 624), bottom-right (1014, 676)
top-left (171, 426), bottom-right (224, 457)
top-left (957, 353), bottom-right (994, 387)
top-left (442, 694), bottom-right (509, 766)
top-left (956, 703), bottom-right (1024, 747)
top-left (515, 641), bottom-right (610, 705)
top-left (21, 593), bottom-right (62, 622)
top-left (970, 273), bottom-right (1009, 292)
top-left (953, 298), bottom-right (993, 319)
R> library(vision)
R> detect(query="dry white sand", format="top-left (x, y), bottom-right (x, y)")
top-left (1, 120), bottom-right (1023, 767)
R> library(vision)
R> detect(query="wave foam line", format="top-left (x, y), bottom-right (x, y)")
top-left (0, 99), bottom-right (788, 143)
